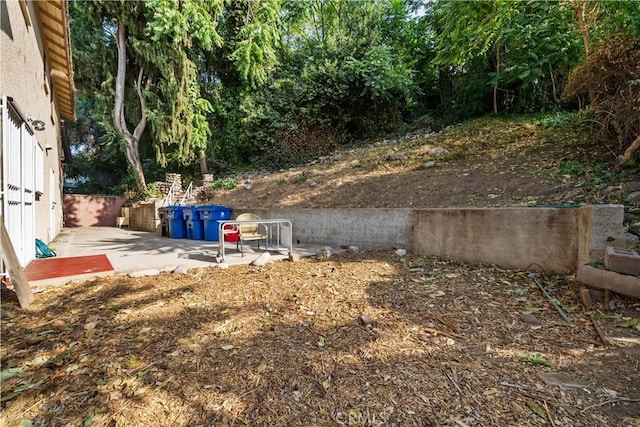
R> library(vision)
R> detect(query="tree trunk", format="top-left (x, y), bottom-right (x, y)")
top-left (114, 21), bottom-right (147, 194)
top-left (549, 63), bottom-right (557, 104)
top-left (199, 150), bottom-right (208, 174)
top-left (572, 0), bottom-right (601, 113)
top-left (438, 67), bottom-right (453, 109)
top-left (619, 134), bottom-right (640, 167)
top-left (493, 40), bottom-right (501, 114)
top-left (573, 1), bottom-right (592, 58)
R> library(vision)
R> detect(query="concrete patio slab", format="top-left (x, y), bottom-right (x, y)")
top-left (28, 226), bottom-right (327, 286)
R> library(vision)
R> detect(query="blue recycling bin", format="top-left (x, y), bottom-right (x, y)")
top-left (183, 206), bottom-right (204, 240)
top-left (197, 205), bottom-right (233, 241)
top-left (164, 206), bottom-right (187, 239)
top-left (186, 219), bottom-right (204, 240)
top-left (182, 206), bottom-right (201, 221)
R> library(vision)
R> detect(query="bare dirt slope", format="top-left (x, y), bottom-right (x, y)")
top-left (201, 116), bottom-right (636, 210)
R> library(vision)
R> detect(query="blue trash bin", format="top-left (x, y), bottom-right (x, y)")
top-left (197, 205), bottom-right (233, 241)
top-left (164, 206), bottom-right (187, 239)
top-left (182, 206), bottom-right (201, 221)
top-left (183, 207), bottom-right (204, 239)
top-left (186, 219), bottom-right (204, 240)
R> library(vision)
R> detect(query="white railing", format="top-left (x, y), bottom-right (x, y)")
top-left (161, 179), bottom-right (177, 207)
top-left (180, 181), bottom-right (193, 205)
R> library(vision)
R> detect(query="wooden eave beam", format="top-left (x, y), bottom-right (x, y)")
top-left (35, 0), bottom-right (76, 122)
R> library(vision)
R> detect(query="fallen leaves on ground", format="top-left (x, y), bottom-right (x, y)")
top-left (1, 251), bottom-right (639, 426)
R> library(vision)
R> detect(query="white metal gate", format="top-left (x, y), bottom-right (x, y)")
top-left (1, 97), bottom-right (36, 267)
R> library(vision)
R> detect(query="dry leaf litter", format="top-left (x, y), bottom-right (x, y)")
top-left (1, 250), bottom-right (639, 426)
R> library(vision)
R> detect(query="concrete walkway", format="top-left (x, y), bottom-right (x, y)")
top-left (39, 226), bottom-right (324, 284)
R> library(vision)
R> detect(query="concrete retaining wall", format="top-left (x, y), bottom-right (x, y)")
top-left (410, 208), bottom-right (579, 273)
top-left (235, 204), bottom-right (635, 275)
top-left (236, 208), bottom-right (412, 250)
top-left (577, 204), bottom-right (636, 263)
top-left (117, 203), bottom-right (633, 277)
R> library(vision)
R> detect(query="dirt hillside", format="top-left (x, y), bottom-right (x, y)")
top-left (201, 116), bottom-right (638, 212)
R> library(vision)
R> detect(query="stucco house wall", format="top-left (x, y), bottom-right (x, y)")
top-left (1, 0), bottom-right (75, 266)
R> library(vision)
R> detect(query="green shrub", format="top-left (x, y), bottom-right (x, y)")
top-left (212, 178), bottom-right (238, 190)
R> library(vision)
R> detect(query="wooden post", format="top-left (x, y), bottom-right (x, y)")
top-left (579, 286), bottom-right (592, 309)
top-left (0, 218), bottom-right (34, 308)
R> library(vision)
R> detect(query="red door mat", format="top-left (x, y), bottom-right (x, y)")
top-left (25, 254), bottom-right (114, 282)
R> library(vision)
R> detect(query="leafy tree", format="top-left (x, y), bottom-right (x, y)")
top-left (70, 0), bottom-right (222, 193)
top-left (429, 1), bottom-right (582, 116)
top-left (196, 0), bottom-right (281, 171)
top-left (68, 0), bottom-right (639, 181)
top-left (70, 0), bottom-right (281, 194)
top-left (64, 96), bottom-right (129, 194)
top-left (233, 0), bottom-right (420, 168)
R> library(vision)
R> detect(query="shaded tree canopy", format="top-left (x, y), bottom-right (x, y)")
top-left (68, 0), bottom-right (640, 197)
top-left (70, 0), bottom-right (281, 193)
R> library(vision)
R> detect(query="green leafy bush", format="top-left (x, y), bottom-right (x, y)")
top-left (212, 178), bottom-right (238, 190)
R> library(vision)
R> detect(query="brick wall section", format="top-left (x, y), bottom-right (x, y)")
top-left (63, 195), bottom-right (126, 227)
top-left (154, 182), bottom-right (173, 195)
